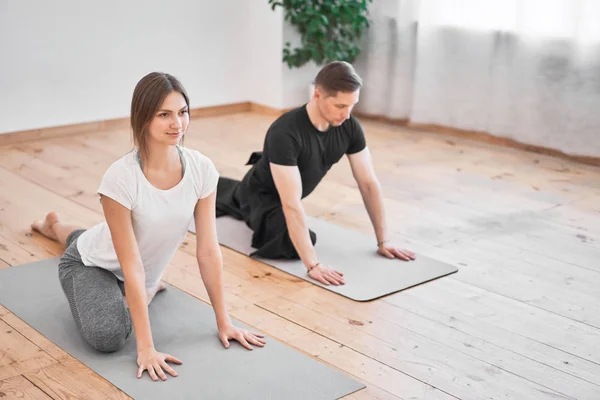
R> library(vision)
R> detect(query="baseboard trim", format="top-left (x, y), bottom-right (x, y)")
top-left (353, 111), bottom-right (409, 126)
top-left (0, 118), bottom-right (130, 147)
top-left (407, 122), bottom-right (600, 168)
top-left (189, 102), bottom-right (251, 118)
top-left (0, 102), bottom-right (253, 147)
top-left (3, 102), bottom-right (599, 167)
top-left (250, 102), bottom-right (282, 116)
top-left (250, 102), bottom-right (293, 116)
top-left (353, 112), bottom-right (600, 167)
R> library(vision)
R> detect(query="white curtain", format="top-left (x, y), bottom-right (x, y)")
top-left (354, 0), bottom-right (600, 157)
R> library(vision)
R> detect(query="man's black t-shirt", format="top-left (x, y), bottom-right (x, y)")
top-left (249, 104), bottom-right (366, 199)
top-left (215, 104), bottom-right (367, 259)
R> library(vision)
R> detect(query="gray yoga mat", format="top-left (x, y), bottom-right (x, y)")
top-left (191, 216), bottom-right (458, 302)
top-left (0, 258), bottom-right (364, 400)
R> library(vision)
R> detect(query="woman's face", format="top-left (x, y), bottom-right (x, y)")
top-left (147, 90), bottom-right (189, 146)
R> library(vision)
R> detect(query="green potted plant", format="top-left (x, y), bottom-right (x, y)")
top-left (269, 0), bottom-right (373, 69)
top-left (269, 0), bottom-right (373, 101)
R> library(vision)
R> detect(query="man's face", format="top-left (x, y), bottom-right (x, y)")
top-left (315, 88), bottom-right (360, 127)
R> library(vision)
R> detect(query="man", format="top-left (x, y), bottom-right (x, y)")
top-left (216, 61), bottom-right (415, 286)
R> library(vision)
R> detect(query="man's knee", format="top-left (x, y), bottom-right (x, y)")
top-left (282, 228), bottom-right (315, 244)
top-left (308, 229), bottom-right (316, 245)
top-left (282, 229), bottom-right (316, 255)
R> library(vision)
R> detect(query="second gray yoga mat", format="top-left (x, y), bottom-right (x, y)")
top-left (0, 258), bottom-right (364, 400)
top-left (191, 216), bottom-right (458, 301)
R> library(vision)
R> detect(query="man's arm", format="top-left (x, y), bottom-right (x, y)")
top-left (347, 147), bottom-right (415, 261)
top-left (270, 163), bottom-right (345, 285)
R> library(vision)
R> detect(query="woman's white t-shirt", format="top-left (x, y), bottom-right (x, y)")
top-left (76, 147), bottom-right (219, 291)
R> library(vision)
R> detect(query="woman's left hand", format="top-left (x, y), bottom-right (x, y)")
top-left (218, 324), bottom-right (266, 350)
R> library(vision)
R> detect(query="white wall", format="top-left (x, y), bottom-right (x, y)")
top-left (281, 22), bottom-right (320, 109)
top-left (0, 1), bottom-right (284, 134)
top-left (245, 3), bottom-right (284, 109)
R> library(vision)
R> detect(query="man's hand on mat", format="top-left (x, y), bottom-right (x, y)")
top-left (308, 265), bottom-right (345, 286)
top-left (378, 242), bottom-right (416, 261)
top-left (137, 348), bottom-right (182, 381)
top-left (219, 324), bottom-right (266, 350)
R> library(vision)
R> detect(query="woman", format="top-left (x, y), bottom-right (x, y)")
top-left (31, 72), bottom-right (265, 382)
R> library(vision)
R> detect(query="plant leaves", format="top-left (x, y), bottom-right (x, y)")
top-left (274, 0), bottom-right (373, 68)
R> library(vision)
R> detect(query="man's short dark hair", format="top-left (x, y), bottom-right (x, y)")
top-left (314, 61), bottom-right (362, 96)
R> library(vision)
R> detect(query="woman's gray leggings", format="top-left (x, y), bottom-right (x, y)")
top-left (58, 229), bottom-right (132, 353)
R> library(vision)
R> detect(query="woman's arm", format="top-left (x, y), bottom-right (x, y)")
top-left (101, 195), bottom-right (153, 350)
top-left (193, 190), bottom-right (266, 350)
top-left (101, 195), bottom-right (181, 381)
top-left (193, 190), bottom-right (229, 328)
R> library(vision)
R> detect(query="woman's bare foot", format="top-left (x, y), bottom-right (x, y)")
top-left (157, 281), bottom-right (168, 293)
top-left (31, 212), bottom-right (60, 241)
top-left (147, 281), bottom-right (168, 305)
top-left (124, 281), bottom-right (168, 307)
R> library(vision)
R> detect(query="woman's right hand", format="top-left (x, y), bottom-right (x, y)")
top-left (308, 264), bottom-right (345, 286)
top-left (137, 348), bottom-right (182, 381)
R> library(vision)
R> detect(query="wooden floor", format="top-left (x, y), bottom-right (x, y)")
top-left (1, 111), bottom-right (600, 400)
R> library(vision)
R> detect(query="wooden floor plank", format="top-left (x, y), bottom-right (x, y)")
top-left (24, 361), bottom-right (130, 400)
top-left (0, 306), bottom-right (71, 364)
top-left (0, 320), bottom-right (57, 382)
top-left (386, 280), bottom-right (600, 374)
top-left (0, 145), bottom-right (105, 213)
top-left (0, 167), bottom-right (102, 248)
top-left (422, 241), bottom-right (600, 327)
top-left (386, 288), bottom-right (600, 387)
top-left (343, 385), bottom-right (402, 400)
top-left (278, 286), bottom-right (600, 400)
top-left (257, 296), bottom-right (575, 400)
top-left (487, 227), bottom-right (600, 272)
top-left (0, 235), bottom-right (40, 267)
top-left (437, 237), bottom-right (600, 299)
top-left (0, 375), bottom-right (53, 400)
top-left (288, 332), bottom-right (457, 400)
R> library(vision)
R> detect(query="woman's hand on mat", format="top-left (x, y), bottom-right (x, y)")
top-left (137, 348), bottom-right (182, 381)
top-left (378, 242), bottom-right (416, 261)
top-left (308, 265), bottom-right (345, 286)
top-left (219, 324), bottom-right (266, 350)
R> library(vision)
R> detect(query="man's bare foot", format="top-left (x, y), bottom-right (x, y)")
top-left (31, 212), bottom-right (60, 241)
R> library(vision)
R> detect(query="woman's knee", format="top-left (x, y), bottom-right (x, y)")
top-left (83, 312), bottom-right (132, 353)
